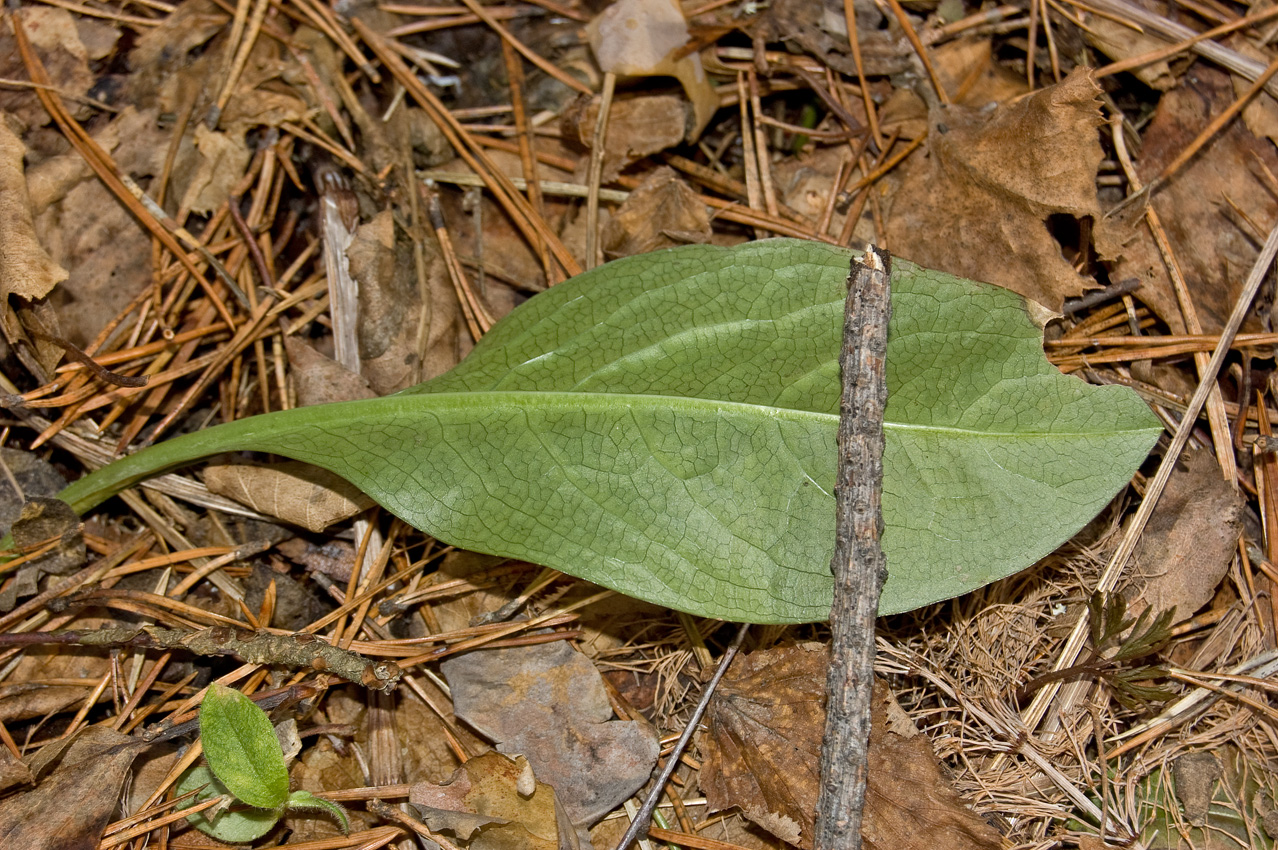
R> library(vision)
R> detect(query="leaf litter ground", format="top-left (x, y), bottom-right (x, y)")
top-left (0, 1), bottom-right (1276, 849)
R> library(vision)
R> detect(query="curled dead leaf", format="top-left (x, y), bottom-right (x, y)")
top-left (884, 68), bottom-right (1106, 311)
top-left (203, 461), bottom-right (375, 533)
top-left (602, 166), bottom-right (710, 258)
top-left (0, 725), bottom-right (144, 848)
top-left (562, 93), bottom-right (688, 184)
top-left (0, 118), bottom-right (68, 304)
top-left (585, 0), bottom-right (718, 139)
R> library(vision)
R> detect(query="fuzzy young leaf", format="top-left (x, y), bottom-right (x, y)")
top-left (286, 789), bottom-right (350, 833)
top-left (42, 240), bottom-right (1160, 623)
top-left (199, 683), bottom-right (290, 809)
top-left (175, 763), bottom-right (281, 842)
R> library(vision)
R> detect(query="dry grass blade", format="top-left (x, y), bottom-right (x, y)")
top-left (1095, 3), bottom-right (1278, 78)
top-left (584, 71), bottom-right (616, 270)
top-left (1109, 113), bottom-right (1236, 480)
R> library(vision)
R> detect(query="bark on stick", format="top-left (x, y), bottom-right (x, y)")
top-left (814, 247), bottom-right (891, 850)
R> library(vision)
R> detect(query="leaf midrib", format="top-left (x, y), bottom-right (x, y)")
top-left (308, 390), bottom-right (1157, 440)
top-left (53, 386), bottom-right (1156, 521)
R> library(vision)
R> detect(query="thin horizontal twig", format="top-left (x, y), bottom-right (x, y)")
top-left (0, 625), bottom-right (403, 691)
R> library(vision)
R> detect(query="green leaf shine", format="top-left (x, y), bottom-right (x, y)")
top-left (51, 240), bottom-right (1160, 623)
top-left (198, 683), bottom-right (290, 809)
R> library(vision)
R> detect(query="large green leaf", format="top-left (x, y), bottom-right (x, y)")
top-left (50, 239), bottom-right (1160, 623)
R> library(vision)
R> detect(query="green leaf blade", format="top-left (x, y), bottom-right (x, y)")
top-left (199, 683), bottom-right (290, 810)
top-left (49, 240), bottom-right (1160, 623)
top-left (254, 392), bottom-right (841, 622)
top-left (175, 764), bottom-right (281, 843)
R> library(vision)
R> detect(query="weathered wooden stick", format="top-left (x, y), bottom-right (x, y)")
top-left (814, 247), bottom-right (891, 850)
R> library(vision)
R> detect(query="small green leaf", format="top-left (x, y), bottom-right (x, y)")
top-left (175, 763), bottom-right (281, 842)
top-left (199, 683), bottom-right (290, 809)
top-left (45, 240), bottom-right (1161, 623)
top-left (286, 789), bottom-right (350, 834)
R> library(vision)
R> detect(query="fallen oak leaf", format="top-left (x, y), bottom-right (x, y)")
top-left (701, 643), bottom-right (1001, 850)
top-left (0, 725), bottom-right (146, 850)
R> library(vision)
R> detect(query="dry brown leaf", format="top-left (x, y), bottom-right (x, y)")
top-left (126, 0), bottom-right (226, 105)
top-left (878, 88), bottom-right (929, 141)
top-left (0, 447), bottom-right (70, 535)
top-left (0, 117), bottom-right (68, 304)
top-left (346, 210), bottom-right (434, 393)
top-left (0, 683), bottom-right (88, 725)
top-left (1107, 66), bottom-right (1278, 332)
top-left (243, 561), bottom-right (326, 629)
top-left (775, 145), bottom-right (850, 226)
top-left (0, 725), bottom-right (145, 850)
top-left (284, 336), bottom-right (377, 407)
top-left (702, 643), bottom-right (1001, 850)
top-left (3, 616), bottom-right (112, 721)
top-left (862, 684), bottom-right (1003, 850)
top-left (396, 682), bottom-right (467, 785)
top-left (431, 187), bottom-right (528, 321)
top-left (701, 643), bottom-right (824, 846)
top-left (276, 536), bottom-right (357, 583)
top-left (407, 106), bottom-right (454, 165)
top-left (602, 166), bottom-right (711, 258)
top-left (30, 107), bottom-right (169, 347)
top-left (1128, 450), bottom-right (1242, 617)
top-left (222, 87), bottom-right (309, 132)
top-left (884, 68), bottom-right (1106, 310)
top-left (0, 7), bottom-right (98, 126)
top-left (418, 249), bottom-right (471, 382)
top-left (217, 44), bottom-right (308, 131)
top-left (1173, 752), bottom-right (1223, 824)
top-left (178, 124), bottom-right (251, 215)
top-left (0, 743), bottom-right (33, 794)
top-left (409, 751), bottom-right (574, 850)
top-left (203, 461), bottom-right (375, 533)
top-left (932, 39), bottom-right (1029, 107)
top-left (11, 496), bottom-right (82, 568)
top-left (441, 640), bottom-right (659, 828)
top-left (563, 93), bottom-right (688, 183)
top-left (429, 550), bottom-right (516, 632)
